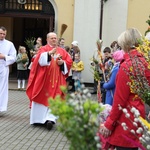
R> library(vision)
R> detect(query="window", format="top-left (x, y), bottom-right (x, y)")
top-left (5, 0), bottom-right (42, 11)
top-left (0, 0), bottom-right (54, 15)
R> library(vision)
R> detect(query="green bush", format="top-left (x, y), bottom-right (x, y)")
top-left (49, 85), bottom-right (103, 150)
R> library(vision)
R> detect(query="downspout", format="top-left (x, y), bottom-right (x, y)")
top-left (99, 0), bottom-right (104, 39)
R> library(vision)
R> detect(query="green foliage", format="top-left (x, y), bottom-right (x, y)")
top-left (146, 15), bottom-right (150, 26)
top-left (145, 15), bottom-right (150, 35)
top-left (142, 90), bottom-right (150, 106)
top-left (49, 85), bottom-right (103, 150)
top-left (24, 37), bottom-right (35, 50)
top-left (90, 66), bottom-right (102, 82)
top-left (92, 57), bottom-right (99, 65)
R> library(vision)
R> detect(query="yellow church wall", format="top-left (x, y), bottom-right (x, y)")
top-left (0, 17), bottom-right (14, 41)
top-left (127, 0), bottom-right (150, 35)
top-left (55, 0), bottom-right (74, 47)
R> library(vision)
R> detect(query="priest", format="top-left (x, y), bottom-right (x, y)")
top-left (26, 32), bottom-right (73, 130)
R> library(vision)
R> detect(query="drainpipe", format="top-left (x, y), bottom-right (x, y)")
top-left (99, 0), bottom-right (104, 39)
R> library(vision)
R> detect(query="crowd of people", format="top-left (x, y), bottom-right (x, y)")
top-left (1, 25), bottom-right (150, 149)
top-left (100, 28), bottom-right (150, 150)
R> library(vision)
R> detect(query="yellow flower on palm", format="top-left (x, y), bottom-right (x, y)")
top-left (139, 116), bottom-right (150, 131)
top-left (129, 66), bottom-right (133, 72)
top-left (137, 38), bottom-right (150, 71)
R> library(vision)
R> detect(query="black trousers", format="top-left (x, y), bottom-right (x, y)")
top-left (116, 146), bottom-right (138, 150)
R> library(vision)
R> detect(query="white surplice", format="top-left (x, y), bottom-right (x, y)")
top-left (30, 102), bottom-right (57, 124)
top-left (0, 39), bottom-right (16, 112)
top-left (30, 52), bottom-right (68, 124)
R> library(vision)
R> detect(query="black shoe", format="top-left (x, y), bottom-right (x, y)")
top-left (91, 91), bottom-right (97, 94)
top-left (69, 88), bottom-right (75, 92)
top-left (33, 123), bottom-right (43, 126)
top-left (46, 121), bottom-right (53, 130)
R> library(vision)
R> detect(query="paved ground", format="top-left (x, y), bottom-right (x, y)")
top-left (0, 80), bottom-right (97, 150)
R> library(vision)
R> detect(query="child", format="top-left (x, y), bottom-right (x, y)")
top-left (64, 46), bottom-right (73, 90)
top-left (16, 46), bottom-right (29, 90)
top-left (28, 44), bottom-right (41, 108)
top-left (72, 53), bottom-right (84, 93)
top-left (28, 44), bottom-right (41, 69)
top-left (98, 104), bottom-right (115, 150)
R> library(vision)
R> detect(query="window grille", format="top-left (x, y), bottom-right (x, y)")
top-left (5, 0), bottom-right (42, 11)
top-left (0, 0), bottom-right (54, 15)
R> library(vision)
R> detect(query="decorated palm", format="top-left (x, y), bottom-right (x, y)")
top-left (21, 53), bottom-right (28, 64)
top-left (96, 39), bottom-right (106, 103)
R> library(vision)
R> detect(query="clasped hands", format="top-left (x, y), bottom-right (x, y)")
top-left (48, 48), bottom-right (64, 65)
top-left (99, 124), bottom-right (111, 138)
top-left (23, 64), bottom-right (27, 68)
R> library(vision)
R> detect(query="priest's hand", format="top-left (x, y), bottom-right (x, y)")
top-left (57, 59), bottom-right (64, 66)
top-left (48, 48), bottom-right (56, 55)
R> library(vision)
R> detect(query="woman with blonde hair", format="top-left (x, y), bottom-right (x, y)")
top-left (100, 28), bottom-right (150, 150)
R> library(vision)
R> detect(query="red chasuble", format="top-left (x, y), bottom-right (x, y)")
top-left (26, 45), bottom-right (73, 106)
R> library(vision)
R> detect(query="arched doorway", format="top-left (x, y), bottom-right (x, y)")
top-left (0, 0), bottom-right (55, 78)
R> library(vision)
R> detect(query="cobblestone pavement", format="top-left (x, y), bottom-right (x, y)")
top-left (0, 81), bottom-right (97, 150)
